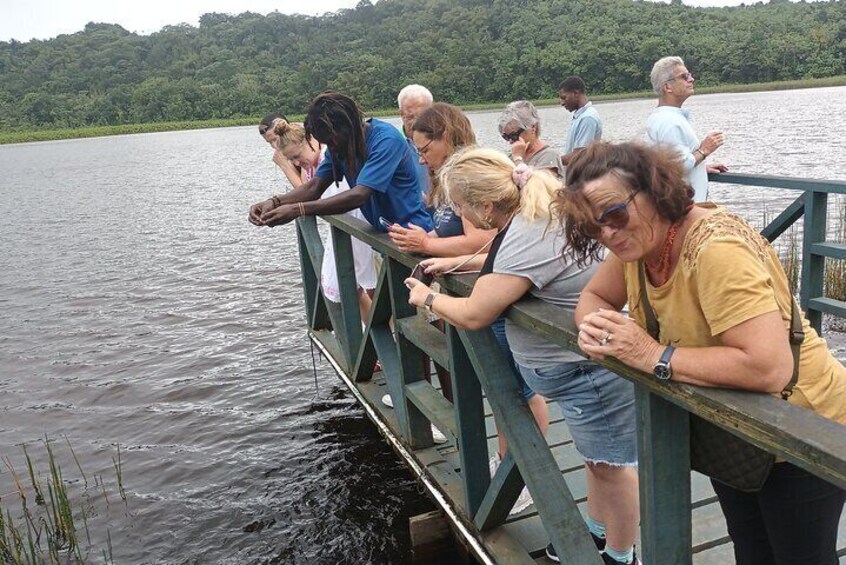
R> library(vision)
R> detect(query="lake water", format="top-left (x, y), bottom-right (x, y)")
top-left (1, 86), bottom-right (844, 563)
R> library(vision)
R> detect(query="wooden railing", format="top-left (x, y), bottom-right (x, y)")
top-left (293, 171), bottom-right (846, 564)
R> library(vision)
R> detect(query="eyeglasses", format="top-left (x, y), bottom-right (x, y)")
top-left (501, 128), bottom-right (525, 143)
top-left (667, 71), bottom-right (694, 83)
top-left (580, 191), bottom-right (639, 239)
top-left (259, 125), bottom-right (269, 135)
top-left (416, 138), bottom-right (434, 155)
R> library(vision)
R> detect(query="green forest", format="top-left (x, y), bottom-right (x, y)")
top-left (1, 0), bottom-right (844, 132)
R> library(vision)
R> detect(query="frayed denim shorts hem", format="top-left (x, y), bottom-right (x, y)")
top-left (518, 361), bottom-right (637, 465)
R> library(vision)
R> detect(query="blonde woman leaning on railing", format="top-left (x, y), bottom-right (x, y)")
top-left (404, 147), bottom-right (640, 565)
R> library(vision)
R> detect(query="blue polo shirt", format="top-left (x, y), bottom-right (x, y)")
top-left (317, 118), bottom-right (433, 232)
top-left (565, 102), bottom-right (602, 154)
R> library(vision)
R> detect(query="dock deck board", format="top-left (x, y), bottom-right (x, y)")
top-left (328, 342), bottom-right (846, 564)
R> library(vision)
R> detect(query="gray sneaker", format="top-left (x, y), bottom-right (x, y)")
top-left (489, 453), bottom-right (533, 515)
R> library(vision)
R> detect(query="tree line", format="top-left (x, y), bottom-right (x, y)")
top-left (0, 0), bottom-right (843, 131)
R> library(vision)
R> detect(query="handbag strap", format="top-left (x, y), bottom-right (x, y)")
top-left (637, 261), bottom-right (801, 400)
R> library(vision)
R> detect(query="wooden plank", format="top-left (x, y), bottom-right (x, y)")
top-left (447, 324), bottom-right (489, 519)
top-left (409, 510), bottom-right (453, 560)
top-left (761, 194), bottom-right (804, 242)
top-left (480, 528), bottom-right (538, 565)
top-left (330, 225), bottom-right (363, 369)
top-left (707, 172), bottom-right (846, 195)
top-left (458, 328), bottom-right (603, 564)
top-left (811, 242), bottom-right (846, 260)
top-left (296, 221), bottom-right (329, 331)
top-left (352, 264), bottom-right (390, 382)
top-left (396, 315), bottom-right (451, 372)
top-left (386, 258), bottom-right (433, 448)
top-left (809, 296), bottom-right (846, 319)
top-left (637, 388), bottom-right (693, 565)
top-left (405, 380), bottom-right (457, 441)
top-left (801, 191), bottom-right (827, 332)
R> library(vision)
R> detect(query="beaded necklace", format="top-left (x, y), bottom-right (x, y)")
top-left (644, 220), bottom-right (681, 285)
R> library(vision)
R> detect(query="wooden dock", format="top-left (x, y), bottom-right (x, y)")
top-left (312, 329), bottom-right (846, 564)
top-left (294, 171), bottom-right (846, 564)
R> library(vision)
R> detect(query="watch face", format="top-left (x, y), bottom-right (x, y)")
top-left (653, 364), bottom-right (671, 381)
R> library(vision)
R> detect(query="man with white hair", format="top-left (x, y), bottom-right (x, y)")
top-left (646, 56), bottom-right (727, 202)
top-left (397, 84), bottom-right (433, 139)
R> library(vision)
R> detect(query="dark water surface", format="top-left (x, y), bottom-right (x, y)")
top-left (0, 87), bottom-right (844, 564)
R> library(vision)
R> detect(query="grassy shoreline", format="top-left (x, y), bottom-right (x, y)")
top-left (2, 75), bottom-right (844, 145)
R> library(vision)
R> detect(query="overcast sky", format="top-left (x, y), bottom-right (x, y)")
top-left (0, 0), bottom-right (818, 42)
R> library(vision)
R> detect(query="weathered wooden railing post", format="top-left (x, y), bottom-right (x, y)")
top-left (635, 387), bottom-right (692, 565)
top-left (387, 257), bottom-right (436, 448)
top-left (445, 324), bottom-right (488, 516)
top-left (295, 217), bottom-right (330, 332)
top-left (801, 190), bottom-right (827, 333)
top-left (330, 225), bottom-right (364, 368)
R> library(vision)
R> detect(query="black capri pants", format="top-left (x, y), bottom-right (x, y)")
top-left (711, 461), bottom-right (845, 565)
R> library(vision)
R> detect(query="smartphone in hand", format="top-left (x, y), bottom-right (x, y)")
top-left (378, 216), bottom-right (393, 230)
top-left (410, 263), bottom-right (433, 286)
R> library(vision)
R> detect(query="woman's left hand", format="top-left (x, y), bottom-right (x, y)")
top-left (389, 223), bottom-right (430, 253)
top-left (578, 309), bottom-right (662, 373)
top-left (404, 277), bottom-right (432, 307)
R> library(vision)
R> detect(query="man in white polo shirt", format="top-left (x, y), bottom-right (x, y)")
top-left (646, 56), bottom-right (727, 202)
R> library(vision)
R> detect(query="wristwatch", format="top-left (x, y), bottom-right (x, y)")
top-left (652, 345), bottom-right (676, 381)
top-left (423, 292), bottom-right (437, 313)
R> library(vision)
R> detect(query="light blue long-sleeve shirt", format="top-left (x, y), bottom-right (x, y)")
top-left (645, 105), bottom-right (709, 202)
top-left (565, 102), bottom-right (602, 155)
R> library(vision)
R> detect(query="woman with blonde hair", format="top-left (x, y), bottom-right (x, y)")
top-left (406, 147), bottom-right (639, 564)
top-left (270, 118), bottom-right (377, 317)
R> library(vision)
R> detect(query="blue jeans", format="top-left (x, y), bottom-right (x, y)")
top-left (518, 361), bottom-right (637, 465)
top-left (491, 317), bottom-right (536, 401)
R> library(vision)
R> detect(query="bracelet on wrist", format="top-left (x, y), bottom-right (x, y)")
top-left (271, 195), bottom-right (282, 208)
top-left (298, 201), bottom-right (306, 218)
top-left (513, 156), bottom-right (524, 163)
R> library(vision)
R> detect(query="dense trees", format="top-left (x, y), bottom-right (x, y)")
top-left (1, 0), bottom-right (844, 130)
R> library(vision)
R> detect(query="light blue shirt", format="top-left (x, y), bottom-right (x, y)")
top-left (645, 105), bottom-right (709, 202)
top-left (565, 102), bottom-right (602, 154)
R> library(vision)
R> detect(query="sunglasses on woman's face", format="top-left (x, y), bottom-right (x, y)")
top-left (581, 191), bottom-right (639, 239)
top-left (501, 128), bottom-right (524, 143)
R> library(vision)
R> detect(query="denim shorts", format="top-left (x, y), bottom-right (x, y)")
top-left (491, 317), bottom-right (536, 401)
top-left (518, 361), bottom-right (637, 466)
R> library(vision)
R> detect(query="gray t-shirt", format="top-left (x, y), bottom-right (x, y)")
top-left (526, 146), bottom-right (565, 179)
top-left (482, 214), bottom-right (598, 368)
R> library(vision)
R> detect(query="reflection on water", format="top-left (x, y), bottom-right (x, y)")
top-left (0, 86), bottom-right (844, 563)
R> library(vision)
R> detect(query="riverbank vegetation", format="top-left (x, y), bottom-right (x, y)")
top-left (1, 0), bottom-right (844, 137)
top-left (0, 439), bottom-right (125, 564)
top-left (1, 73), bottom-right (844, 145)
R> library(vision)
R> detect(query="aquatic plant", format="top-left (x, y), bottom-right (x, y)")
top-left (0, 438), bottom-right (124, 564)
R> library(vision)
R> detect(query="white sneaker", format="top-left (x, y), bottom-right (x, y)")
top-left (489, 453), bottom-right (533, 515)
top-left (381, 393), bottom-right (393, 408)
top-left (431, 425), bottom-right (448, 444)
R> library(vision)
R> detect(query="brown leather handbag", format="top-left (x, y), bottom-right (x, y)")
top-left (638, 262), bottom-right (803, 492)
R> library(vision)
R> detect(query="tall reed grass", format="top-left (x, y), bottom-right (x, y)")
top-left (0, 438), bottom-right (125, 564)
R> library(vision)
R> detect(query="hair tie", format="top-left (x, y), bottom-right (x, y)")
top-left (512, 162), bottom-right (533, 189)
